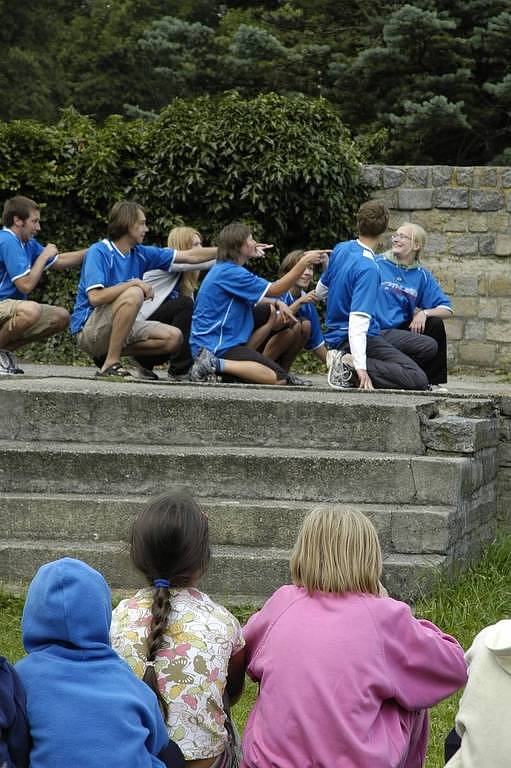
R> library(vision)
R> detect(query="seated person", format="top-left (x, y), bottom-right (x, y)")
top-left (264, 248), bottom-right (327, 369)
top-left (70, 201), bottom-right (216, 378)
top-left (375, 222), bottom-right (453, 390)
top-left (15, 558), bottom-right (184, 768)
top-left (132, 226), bottom-right (214, 380)
top-left (0, 195), bottom-right (86, 374)
top-left (0, 656), bottom-right (30, 768)
top-left (189, 222), bottom-right (324, 386)
top-left (316, 201), bottom-right (437, 391)
top-left (445, 618), bottom-right (511, 767)
top-left (241, 506), bottom-right (467, 768)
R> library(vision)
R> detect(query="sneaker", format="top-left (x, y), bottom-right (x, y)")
top-left (430, 384), bottom-right (449, 393)
top-left (128, 357), bottom-right (159, 381)
top-left (167, 370), bottom-right (190, 382)
top-left (327, 351), bottom-right (356, 389)
top-left (0, 349), bottom-right (19, 375)
top-left (286, 372), bottom-right (313, 386)
top-left (189, 348), bottom-right (218, 382)
top-left (1, 350), bottom-right (23, 374)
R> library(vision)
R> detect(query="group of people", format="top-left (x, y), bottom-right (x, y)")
top-left (1, 491), bottom-right (506, 767)
top-left (0, 195), bottom-right (452, 391)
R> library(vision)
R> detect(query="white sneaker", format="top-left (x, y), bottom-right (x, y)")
top-left (327, 351), bottom-right (356, 389)
top-left (431, 384), bottom-right (448, 393)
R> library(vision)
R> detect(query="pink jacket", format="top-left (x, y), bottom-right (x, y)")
top-left (242, 586), bottom-right (467, 768)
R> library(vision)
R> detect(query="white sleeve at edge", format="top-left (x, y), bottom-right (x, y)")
top-left (315, 280), bottom-right (328, 300)
top-left (349, 312), bottom-right (370, 370)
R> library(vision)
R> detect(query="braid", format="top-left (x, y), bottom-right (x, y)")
top-left (142, 586), bottom-right (172, 720)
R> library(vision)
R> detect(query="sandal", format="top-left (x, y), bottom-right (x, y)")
top-left (95, 362), bottom-right (132, 378)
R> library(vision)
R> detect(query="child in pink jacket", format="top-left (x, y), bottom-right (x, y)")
top-left (241, 507), bottom-right (467, 768)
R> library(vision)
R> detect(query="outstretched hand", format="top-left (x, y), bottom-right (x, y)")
top-left (356, 369), bottom-right (374, 391)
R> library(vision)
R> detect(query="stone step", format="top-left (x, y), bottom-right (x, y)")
top-left (0, 492), bottom-right (458, 553)
top-left (0, 378), bottom-right (436, 454)
top-left (0, 440), bottom-right (482, 506)
top-left (0, 538), bottom-right (445, 602)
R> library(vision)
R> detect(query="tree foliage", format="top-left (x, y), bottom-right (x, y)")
top-left (0, 1), bottom-right (509, 163)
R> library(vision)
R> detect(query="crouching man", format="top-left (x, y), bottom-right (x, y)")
top-left (0, 195), bottom-right (86, 374)
top-left (70, 201), bottom-right (216, 378)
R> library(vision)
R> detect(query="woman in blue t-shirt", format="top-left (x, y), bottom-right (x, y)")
top-left (189, 222), bottom-right (325, 385)
top-left (375, 222), bottom-right (453, 389)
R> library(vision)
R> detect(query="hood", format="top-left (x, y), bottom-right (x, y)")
top-left (22, 557), bottom-right (112, 653)
top-left (483, 619), bottom-right (511, 675)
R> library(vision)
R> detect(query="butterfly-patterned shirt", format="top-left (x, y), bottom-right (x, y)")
top-left (110, 587), bottom-right (244, 760)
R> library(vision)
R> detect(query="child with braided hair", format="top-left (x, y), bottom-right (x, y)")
top-left (111, 490), bottom-right (245, 768)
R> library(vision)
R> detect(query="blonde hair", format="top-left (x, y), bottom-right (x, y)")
top-left (278, 249), bottom-right (305, 277)
top-left (167, 226), bottom-right (202, 297)
top-left (399, 222), bottom-right (426, 260)
top-left (290, 506), bottom-right (382, 595)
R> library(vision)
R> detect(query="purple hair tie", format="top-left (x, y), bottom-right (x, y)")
top-left (153, 578), bottom-right (170, 589)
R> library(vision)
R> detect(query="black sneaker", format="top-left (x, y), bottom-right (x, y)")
top-left (189, 348), bottom-right (218, 382)
top-left (0, 349), bottom-right (20, 375)
top-left (128, 357), bottom-right (159, 381)
top-left (2, 350), bottom-right (24, 374)
top-left (286, 372), bottom-right (313, 386)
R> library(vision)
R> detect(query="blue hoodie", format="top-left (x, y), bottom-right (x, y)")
top-left (0, 657), bottom-right (30, 767)
top-left (15, 558), bottom-right (172, 768)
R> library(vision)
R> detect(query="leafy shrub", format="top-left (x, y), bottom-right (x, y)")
top-left (0, 94), bottom-right (366, 362)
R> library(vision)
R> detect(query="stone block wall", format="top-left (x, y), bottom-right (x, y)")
top-left (363, 165), bottom-right (511, 370)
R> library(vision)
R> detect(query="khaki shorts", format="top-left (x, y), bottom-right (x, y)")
top-left (76, 304), bottom-right (161, 357)
top-left (0, 299), bottom-right (61, 341)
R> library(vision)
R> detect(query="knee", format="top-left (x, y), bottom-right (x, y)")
top-left (423, 335), bottom-right (438, 358)
top-left (17, 301), bottom-right (42, 326)
top-left (300, 320), bottom-right (311, 343)
top-left (164, 326), bottom-right (183, 353)
top-left (51, 307), bottom-right (70, 332)
top-left (118, 285), bottom-right (145, 308)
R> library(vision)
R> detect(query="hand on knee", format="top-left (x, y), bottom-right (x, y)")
top-left (116, 285), bottom-right (145, 310)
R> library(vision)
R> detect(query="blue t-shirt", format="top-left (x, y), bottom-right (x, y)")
top-left (190, 261), bottom-right (270, 357)
top-left (318, 239), bottom-right (381, 349)
top-left (0, 228), bottom-right (54, 300)
top-left (70, 239), bottom-right (176, 334)
top-left (375, 255), bottom-right (452, 329)
top-left (279, 290), bottom-right (325, 351)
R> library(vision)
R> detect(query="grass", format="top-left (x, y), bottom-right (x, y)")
top-left (3, 536), bottom-right (511, 767)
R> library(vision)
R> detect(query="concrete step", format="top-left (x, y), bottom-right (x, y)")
top-left (0, 440), bottom-right (484, 506)
top-left (0, 492), bottom-right (458, 553)
top-left (0, 378), bottom-right (436, 454)
top-left (0, 538), bottom-right (444, 602)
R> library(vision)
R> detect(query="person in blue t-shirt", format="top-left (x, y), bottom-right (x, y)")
top-left (316, 201), bottom-right (436, 391)
top-left (256, 248), bottom-right (327, 372)
top-left (375, 222), bottom-right (453, 390)
top-left (0, 195), bottom-right (86, 375)
top-left (189, 222), bottom-right (326, 385)
top-left (70, 201), bottom-right (217, 379)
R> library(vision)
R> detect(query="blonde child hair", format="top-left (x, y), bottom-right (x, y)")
top-left (290, 506), bottom-right (382, 595)
top-left (167, 226), bottom-right (202, 297)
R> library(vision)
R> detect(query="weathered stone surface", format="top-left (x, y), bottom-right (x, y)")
top-left (471, 191), bottom-right (504, 211)
top-left (495, 235), bottom-right (511, 256)
top-left (479, 298), bottom-right (499, 319)
top-left (499, 299), bottom-right (511, 320)
top-left (458, 341), bottom-right (497, 366)
top-left (479, 234), bottom-right (496, 255)
top-left (434, 188), bottom-right (469, 208)
top-left (468, 213), bottom-right (488, 232)
top-left (476, 168), bottom-right (498, 187)
top-left (453, 296), bottom-right (479, 316)
top-left (406, 166), bottom-right (429, 186)
top-left (432, 166), bottom-right (454, 186)
top-left (464, 319), bottom-right (486, 340)
top-left (501, 170), bottom-right (511, 188)
top-left (455, 275), bottom-right (479, 296)
top-left (444, 317), bottom-right (465, 340)
top-left (456, 167), bottom-right (474, 185)
top-left (485, 275), bottom-right (511, 297)
top-left (361, 165), bottom-right (382, 187)
top-left (383, 167), bottom-right (406, 188)
top-left (422, 415), bottom-right (499, 454)
top-left (448, 234), bottom-right (479, 256)
top-left (487, 322), bottom-right (511, 343)
top-left (398, 188), bottom-right (433, 209)
top-left (423, 233), bottom-right (447, 254)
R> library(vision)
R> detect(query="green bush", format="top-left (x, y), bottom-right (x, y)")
top-left (0, 94), bottom-right (366, 363)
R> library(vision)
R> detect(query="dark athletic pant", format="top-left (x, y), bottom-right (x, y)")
top-left (398, 316), bottom-right (448, 385)
top-left (134, 295), bottom-right (194, 375)
top-left (221, 345), bottom-right (288, 383)
top-left (339, 331), bottom-right (437, 390)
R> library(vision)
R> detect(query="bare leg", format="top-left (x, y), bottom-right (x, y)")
top-left (124, 325), bottom-right (182, 358)
top-left (263, 320), bottom-right (311, 372)
top-left (101, 286), bottom-right (145, 372)
top-left (247, 304), bottom-right (278, 350)
top-left (8, 307), bottom-right (69, 349)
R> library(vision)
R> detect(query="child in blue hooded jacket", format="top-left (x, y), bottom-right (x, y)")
top-left (0, 656), bottom-right (30, 767)
top-left (15, 557), bottom-right (184, 768)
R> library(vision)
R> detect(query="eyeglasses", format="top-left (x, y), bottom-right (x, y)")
top-left (391, 233), bottom-right (412, 241)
